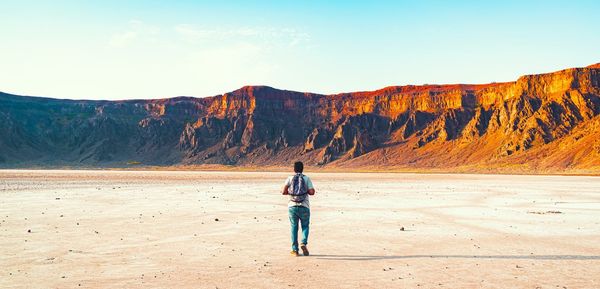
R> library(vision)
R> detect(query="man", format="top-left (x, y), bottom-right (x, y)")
top-left (282, 161), bottom-right (315, 256)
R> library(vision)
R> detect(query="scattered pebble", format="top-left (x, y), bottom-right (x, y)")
top-left (528, 210), bottom-right (563, 215)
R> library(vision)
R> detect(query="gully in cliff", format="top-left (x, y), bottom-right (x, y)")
top-left (282, 161), bottom-right (316, 256)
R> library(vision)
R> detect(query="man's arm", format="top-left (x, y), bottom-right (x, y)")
top-left (306, 177), bottom-right (316, 195)
top-left (282, 185), bottom-right (290, 195)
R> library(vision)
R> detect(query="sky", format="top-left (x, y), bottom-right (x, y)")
top-left (1, 0), bottom-right (599, 100)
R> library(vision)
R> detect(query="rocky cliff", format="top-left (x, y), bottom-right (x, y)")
top-left (1, 64), bottom-right (599, 173)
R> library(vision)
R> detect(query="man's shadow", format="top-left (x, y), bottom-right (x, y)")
top-left (310, 254), bottom-right (600, 261)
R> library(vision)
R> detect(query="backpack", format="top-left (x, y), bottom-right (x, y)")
top-left (289, 173), bottom-right (308, 203)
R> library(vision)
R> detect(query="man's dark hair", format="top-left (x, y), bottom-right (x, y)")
top-left (294, 161), bottom-right (304, 173)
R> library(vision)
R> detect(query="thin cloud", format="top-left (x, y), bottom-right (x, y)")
top-left (173, 24), bottom-right (310, 47)
top-left (109, 20), bottom-right (160, 47)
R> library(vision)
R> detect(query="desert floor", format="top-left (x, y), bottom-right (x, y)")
top-left (1, 170), bottom-right (599, 289)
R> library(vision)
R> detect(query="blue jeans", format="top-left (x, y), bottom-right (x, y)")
top-left (288, 206), bottom-right (310, 251)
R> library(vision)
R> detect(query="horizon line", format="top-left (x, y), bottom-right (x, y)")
top-left (2, 62), bottom-right (598, 102)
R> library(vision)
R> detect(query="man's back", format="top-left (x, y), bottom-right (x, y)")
top-left (285, 174), bottom-right (314, 208)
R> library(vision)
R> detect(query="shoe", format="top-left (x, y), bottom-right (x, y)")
top-left (300, 244), bottom-right (309, 256)
top-left (291, 250), bottom-right (300, 257)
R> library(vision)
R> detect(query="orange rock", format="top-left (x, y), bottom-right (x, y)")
top-left (0, 64), bottom-right (599, 173)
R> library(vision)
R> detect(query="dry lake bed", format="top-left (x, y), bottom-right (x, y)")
top-left (1, 170), bottom-right (599, 288)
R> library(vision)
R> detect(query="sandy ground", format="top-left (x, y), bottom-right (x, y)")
top-left (1, 170), bottom-right (599, 289)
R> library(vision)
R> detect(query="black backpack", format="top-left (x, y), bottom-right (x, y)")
top-left (289, 173), bottom-right (308, 203)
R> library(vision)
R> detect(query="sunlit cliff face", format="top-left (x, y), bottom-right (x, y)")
top-left (1, 64), bottom-right (599, 172)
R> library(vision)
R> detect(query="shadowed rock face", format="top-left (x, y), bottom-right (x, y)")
top-left (1, 64), bottom-right (600, 172)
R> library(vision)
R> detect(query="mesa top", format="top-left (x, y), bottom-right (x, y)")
top-left (284, 175), bottom-right (314, 209)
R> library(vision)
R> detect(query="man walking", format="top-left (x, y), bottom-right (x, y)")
top-left (282, 161), bottom-right (315, 256)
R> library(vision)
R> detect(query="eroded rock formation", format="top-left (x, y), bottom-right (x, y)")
top-left (1, 64), bottom-right (599, 173)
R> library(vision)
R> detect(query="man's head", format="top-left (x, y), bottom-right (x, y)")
top-left (294, 161), bottom-right (304, 173)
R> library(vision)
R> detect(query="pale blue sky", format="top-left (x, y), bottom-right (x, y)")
top-left (1, 1), bottom-right (599, 100)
